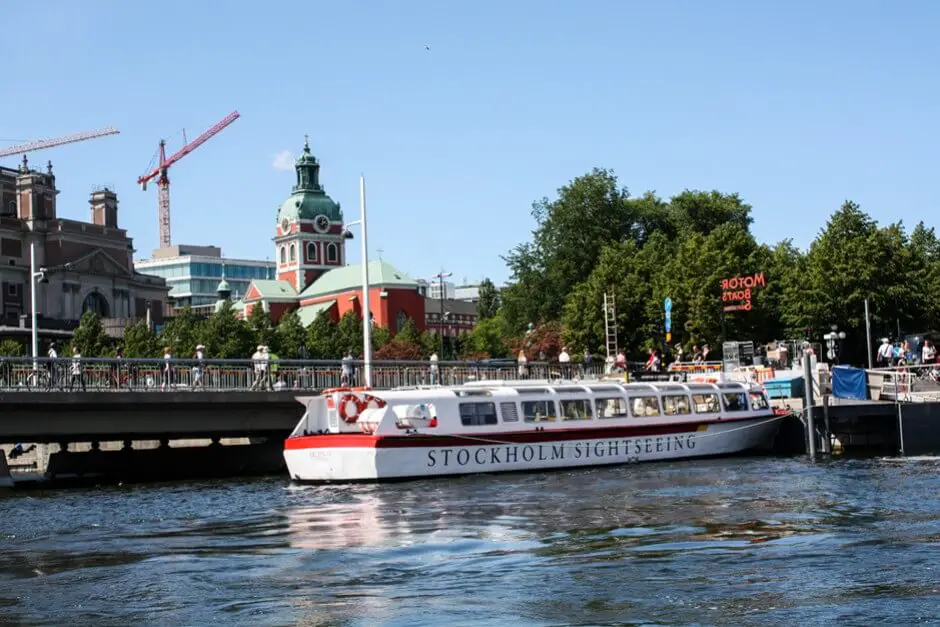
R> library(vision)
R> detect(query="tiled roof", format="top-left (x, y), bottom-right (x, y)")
top-left (245, 280), bottom-right (298, 301)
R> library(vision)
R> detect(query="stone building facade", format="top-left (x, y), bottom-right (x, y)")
top-left (0, 157), bottom-right (169, 343)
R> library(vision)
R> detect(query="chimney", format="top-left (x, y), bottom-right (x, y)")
top-left (15, 158), bottom-right (58, 221)
top-left (90, 187), bottom-right (118, 228)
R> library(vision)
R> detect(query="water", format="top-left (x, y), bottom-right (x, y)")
top-left (2, 457), bottom-right (940, 626)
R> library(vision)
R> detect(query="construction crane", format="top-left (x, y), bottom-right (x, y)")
top-left (0, 127), bottom-right (119, 159)
top-left (138, 110), bottom-right (240, 249)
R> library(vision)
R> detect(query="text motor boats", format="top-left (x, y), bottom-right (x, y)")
top-left (282, 380), bottom-right (785, 483)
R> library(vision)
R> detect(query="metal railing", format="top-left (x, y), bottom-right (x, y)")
top-left (867, 363), bottom-right (940, 401)
top-left (0, 356), bottom-right (610, 393)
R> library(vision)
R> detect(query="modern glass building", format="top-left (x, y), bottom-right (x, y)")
top-left (134, 244), bottom-right (275, 312)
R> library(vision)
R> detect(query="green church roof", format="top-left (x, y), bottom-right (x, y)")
top-left (299, 260), bottom-right (417, 299)
top-left (276, 137), bottom-right (342, 225)
top-left (296, 300), bottom-right (337, 327)
top-left (245, 279), bottom-right (298, 301)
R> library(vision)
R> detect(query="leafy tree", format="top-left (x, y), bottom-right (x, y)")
top-left (501, 168), bottom-right (636, 330)
top-left (246, 303), bottom-right (276, 350)
top-left (515, 321), bottom-right (564, 360)
top-left (461, 313), bottom-right (512, 358)
top-left (395, 317), bottom-right (423, 347)
top-left (306, 311), bottom-right (340, 358)
top-left (667, 189), bottom-right (753, 237)
top-left (122, 319), bottom-right (160, 358)
top-left (374, 338), bottom-right (424, 360)
top-left (371, 325), bottom-right (392, 352)
top-left (70, 311), bottom-right (110, 357)
top-left (336, 310), bottom-right (364, 356)
top-left (0, 339), bottom-right (24, 357)
top-left (158, 306), bottom-right (204, 357)
top-left (275, 310), bottom-right (306, 358)
top-left (476, 278), bottom-right (500, 320)
top-left (204, 300), bottom-right (253, 358)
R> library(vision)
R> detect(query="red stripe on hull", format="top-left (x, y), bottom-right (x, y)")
top-left (283, 420), bottom-right (733, 450)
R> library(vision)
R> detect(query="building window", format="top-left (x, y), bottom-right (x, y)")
top-left (396, 310), bottom-right (409, 333)
top-left (82, 291), bottom-right (110, 317)
top-left (308, 242), bottom-right (318, 263)
top-left (289, 244), bottom-right (296, 262)
top-left (7, 283), bottom-right (18, 297)
top-left (279, 246), bottom-right (286, 264)
top-left (326, 242), bottom-right (338, 263)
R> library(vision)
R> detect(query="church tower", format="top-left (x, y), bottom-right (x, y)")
top-left (274, 137), bottom-right (346, 292)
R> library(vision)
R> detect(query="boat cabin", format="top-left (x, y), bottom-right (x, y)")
top-left (290, 380), bottom-right (773, 438)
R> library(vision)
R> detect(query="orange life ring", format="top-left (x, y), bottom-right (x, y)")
top-left (360, 393), bottom-right (387, 410)
top-left (338, 393), bottom-right (368, 424)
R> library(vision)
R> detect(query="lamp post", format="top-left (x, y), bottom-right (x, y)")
top-left (824, 325), bottom-right (846, 364)
top-left (433, 270), bottom-right (452, 358)
top-left (29, 242), bottom-right (48, 370)
top-left (342, 175), bottom-right (372, 387)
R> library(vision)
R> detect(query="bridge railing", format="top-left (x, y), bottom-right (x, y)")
top-left (0, 357), bottom-right (610, 392)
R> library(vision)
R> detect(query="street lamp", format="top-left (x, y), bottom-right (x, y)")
top-left (340, 175), bottom-right (372, 387)
top-left (432, 271), bottom-right (452, 358)
top-left (823, 324), bottom-right (846, 363)
top-left (29, 242), bottom-right (49, 369)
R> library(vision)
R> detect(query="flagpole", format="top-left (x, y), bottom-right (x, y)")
top-left (360, 174), bottom-right (372, 387)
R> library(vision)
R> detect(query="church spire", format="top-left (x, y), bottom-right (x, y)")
top-left (293, 135), bottom-right (321, 193)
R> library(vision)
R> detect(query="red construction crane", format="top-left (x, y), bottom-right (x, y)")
top-left (138, 111), bottom-right (240, 249)
top-left (0, 127), bottom-right (119, 159)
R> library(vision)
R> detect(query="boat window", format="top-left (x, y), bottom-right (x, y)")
top-left (662, 395), bottom-right (691, 416)
top-left (692, 393), bottom-right (721, 413)
top-left (588, 385), bottom-right (622, 392)
top-left (512, 387), bottom-right (549, 395)
top-left (722, 392), bottom-right (748, 412)
top-left (595, 397), bottom-right (629, 418)
top-left (522, 399), bottom-right (557, 422)
top-left (560, 399), bottom-right (593, 421)
top-left (456, 389), bottom-right (492, 397)
top-left (630, 396), bottom-right (661, 417)
top-left (555, 386), bottom-right (586, 394)
top-left (459, 402), bottom-right (499, 426)
top-left (749, 392), bottom-right (769, 411)
top-left (500, 402), bottom-right (520, 422)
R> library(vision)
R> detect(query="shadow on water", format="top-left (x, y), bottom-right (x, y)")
top-left (2, 457), bottom-right (940, 625)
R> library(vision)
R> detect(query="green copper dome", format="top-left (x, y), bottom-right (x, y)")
top-left (276, 136), bottom-right (342, 225)
top-left (216, 278), bottom-right (231, 294)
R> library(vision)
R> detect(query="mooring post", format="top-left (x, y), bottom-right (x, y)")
top-left (894, 374), bottom-right (906, 456)
top-left (821, 394), bottom-right (832, 454)
top-left (803, 353), bottom-right (817, 459)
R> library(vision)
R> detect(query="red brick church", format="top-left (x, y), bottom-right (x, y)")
top-left (239, 138), bottom-right (426, 332)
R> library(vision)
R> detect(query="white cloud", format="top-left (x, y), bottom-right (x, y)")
top-left (272, 150), bottom-right (294, 171)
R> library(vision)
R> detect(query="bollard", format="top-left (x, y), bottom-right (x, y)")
top-left (803, 353), bottom-right (817, 459)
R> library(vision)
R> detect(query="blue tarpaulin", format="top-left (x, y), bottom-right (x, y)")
top-left (832, 365), bottom-right (869, 400)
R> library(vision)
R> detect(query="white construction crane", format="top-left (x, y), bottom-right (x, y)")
top-left (0, 128), bottom-right (120, 159)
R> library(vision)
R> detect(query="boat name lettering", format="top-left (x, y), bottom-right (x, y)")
top-left (425, 435), bottom-right (697, 468)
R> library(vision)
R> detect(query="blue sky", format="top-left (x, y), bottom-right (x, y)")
top-left (2, 1), bottom-right (938, 286)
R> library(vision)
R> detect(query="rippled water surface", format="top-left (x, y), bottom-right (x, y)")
top-left (3, 457), bottom-right (940, 625)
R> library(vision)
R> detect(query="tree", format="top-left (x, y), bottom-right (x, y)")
top-left (306, 311), bottom-right (340, 359)
top-left (374, 338), bottom-right (424, 360)
top-left (158, 306), bottom-right (204, 357)
top-left (204, 300), bottom-right (253, 358)
top-left (516, 321), bottom-right (564, 360)
top-left (476, 278), bottom-right (500, 320)
top-left (70, 311), bottom-right (110, 357)
top-left (275, 310), bottom-right (306, 358)
top-left (461, 313), bottom-right (512, 358)
top-left (667, 189), bottom-right (753, 237)
top-left (122, 319), bottom-right (160, 358)
top-left (0, 339), bottom-right (24, 357)
top-left (501, 168), bottom-right (637, 330)
top-left (371, 325), bottom-right (392, 352)
top-left (246, 303), bottom-right (276, 350)
top-left (395, 317), bottom-right (423, 347)
top-left (336, 310), bottom-right (363, 356)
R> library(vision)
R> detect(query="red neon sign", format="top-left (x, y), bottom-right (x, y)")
top-left (720, 272), bottom-right (765, 312)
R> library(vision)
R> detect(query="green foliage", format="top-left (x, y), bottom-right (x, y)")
top-left (371, 325), bottom-right (392, 352)
top-left (336, 311), bottom-right (363, 356)
top-left (0, 339), bottom-right (24, 357)
top-left (70, 311), bottom-right (110, 357)
top-left (122, 319), bottom-right (160, 358)
top-left (275, 310), bottom-right (306, 358)
top-left (476, 278), bottom-right (500, 320)
top-left (461, 313), bottom-right (512, 358)
top-left (158, 306), bottom-right (204, 357)
top-left (306, 311), bottom-right (341, 359)
top-left (204, 300), bottom-right (253, 358)
top-left (246, 303), bottom-right (276, 350)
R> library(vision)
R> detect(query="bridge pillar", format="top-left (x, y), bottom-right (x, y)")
top-left (0, 451), bottom-right (13, 488)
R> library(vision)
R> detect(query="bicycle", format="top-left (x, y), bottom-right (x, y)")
top-left (25, 366), bottom-right (64, 392)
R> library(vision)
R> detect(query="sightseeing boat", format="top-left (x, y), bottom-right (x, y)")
top-left (283, 379), bottom-right (786, 483)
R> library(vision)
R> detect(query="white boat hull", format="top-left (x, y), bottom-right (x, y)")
top-left (284, 416), bottom-right (782, 483)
